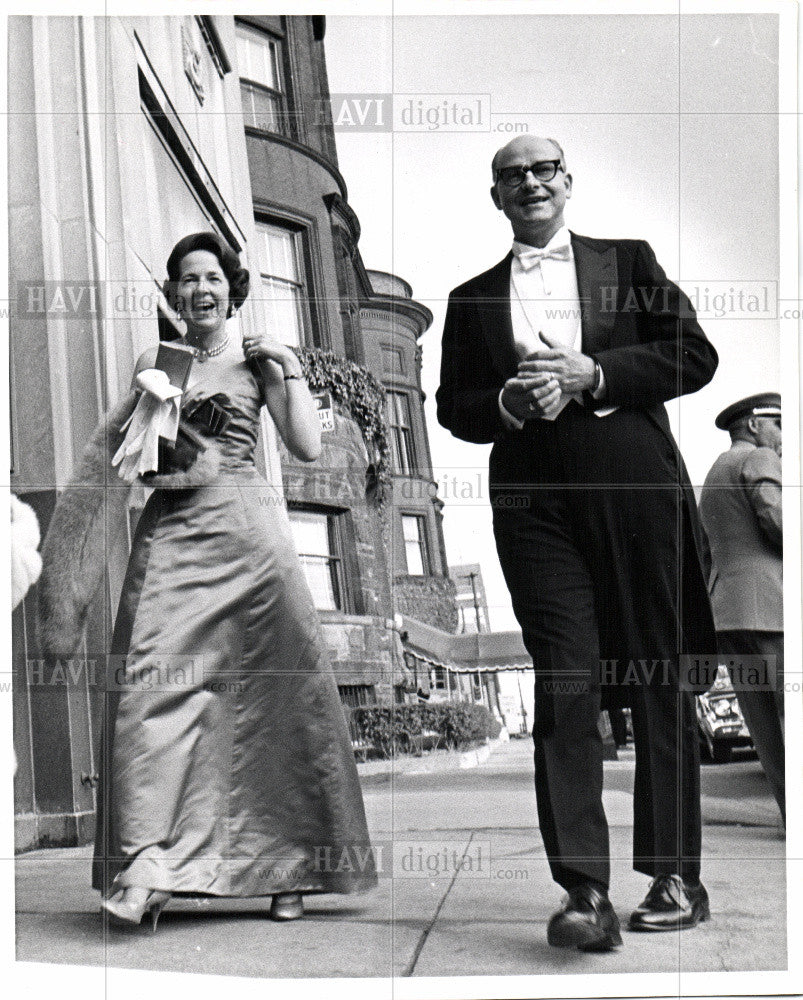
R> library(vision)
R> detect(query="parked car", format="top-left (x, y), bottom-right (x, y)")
top-left (696, 664), bottom-right (752, 763)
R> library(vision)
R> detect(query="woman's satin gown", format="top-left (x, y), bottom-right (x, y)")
top-left (92, 359), bottom-right (377, 897)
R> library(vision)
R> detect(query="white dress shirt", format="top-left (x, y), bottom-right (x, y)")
top-left (499, 226), bottom-right (615, 427)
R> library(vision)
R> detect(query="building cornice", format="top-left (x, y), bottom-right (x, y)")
top-left (323, 192), bottom-right (361, 243)
top-left (360, 296), bottom-right (433, 339)
top-left (366, 269), bottom-right (413, 299)
top-left (244, 126), bottom-right (348, 200)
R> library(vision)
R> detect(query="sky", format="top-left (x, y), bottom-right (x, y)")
top-left (326, 11), bottom-right (787, 629)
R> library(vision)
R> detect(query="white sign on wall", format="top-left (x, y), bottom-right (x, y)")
top-left (314, 391), bottom-right (334, 433)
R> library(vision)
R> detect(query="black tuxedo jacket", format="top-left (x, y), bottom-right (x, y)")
top-left (436, 233), bottom-right (719, 683)
top-left (435, 232), bottom-right (718, 449)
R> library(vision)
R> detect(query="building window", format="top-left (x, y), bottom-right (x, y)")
top-left (431, 666), bottom-right (447, 691)
top-left (255, 221), bottom-right (312, 347)
top-left (472, 672), bottom-right (484, 702)
top-left (236, 23), bottom-right (287, 135)
top-left (288, 507), bottom-right (361, 613)
top-left (338, 685), bottom-right (377, 709)
top-left (382, 346), bottom-right (404, 375)
top-left (457, 603), bottom-right (490, 634)
top-left (288, 509), bottom-right (344, 610)
top-left (338, 685), bottom-right (375, 745)
top-left (402, 514), bottom-right (429, 576)
top-left (387, 391), bottom-right (415, 475)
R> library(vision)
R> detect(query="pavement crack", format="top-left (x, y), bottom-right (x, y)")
top-left (401, 831), bottom-right (477, 977)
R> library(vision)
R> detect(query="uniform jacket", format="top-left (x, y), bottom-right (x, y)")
top-left (699, 440), bottom-right (783, 632)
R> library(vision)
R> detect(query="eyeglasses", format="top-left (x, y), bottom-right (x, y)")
top-left (495, 160), bottom-right (563, 187)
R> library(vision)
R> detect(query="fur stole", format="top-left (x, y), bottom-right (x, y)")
top-left (37, 392), bottom-right (136, 660)
top-left (36, 394), bottom-right (222, 660)
top-left (140, 438), bottom-right (220, 489)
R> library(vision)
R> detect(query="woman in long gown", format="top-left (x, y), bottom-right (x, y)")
top-left (95, 232), bottom-right (377, 928)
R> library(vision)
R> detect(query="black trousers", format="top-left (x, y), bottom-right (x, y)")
top-left (717, 630), bottom-right (785, 820)
top-left (491, 402), bottom-right (702, 891)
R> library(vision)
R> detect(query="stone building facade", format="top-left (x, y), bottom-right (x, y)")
top-left (359, 272), bottom-right (457, 634)
top-left (8, 13), bottom-right (454, 849)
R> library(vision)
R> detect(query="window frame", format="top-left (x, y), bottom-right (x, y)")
top-left (381, 345), bottom-right (405, 376)
top-left (253, 216), bottom-right (320, 349)
top-left (287, 504), bottom-right (363, 615)
top-left (235, 21), bottom-right (289, 137)
top-left (386, 390), bottom-right (416, 476)
top-left (401, 513), bottom-right (430, 577)
top-left (338, 684), bottom-right (377, 709)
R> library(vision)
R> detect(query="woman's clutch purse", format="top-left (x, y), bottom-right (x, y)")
top-left (153, 395), bottom-right (232, 475)
top-left (155, 341), bottom-right (195, 391)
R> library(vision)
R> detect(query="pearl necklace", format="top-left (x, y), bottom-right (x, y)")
top-left (183, 333), bottom-right (230, 362)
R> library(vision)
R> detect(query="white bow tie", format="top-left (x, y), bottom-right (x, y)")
top-left (514, 243), bottom-right (571, 271)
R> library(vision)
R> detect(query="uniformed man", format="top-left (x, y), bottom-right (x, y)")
top-left (699, 393), bottom-right (784, 821)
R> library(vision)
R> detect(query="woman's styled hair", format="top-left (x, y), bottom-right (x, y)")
top-left (165, 232), bottom-right (250, 317)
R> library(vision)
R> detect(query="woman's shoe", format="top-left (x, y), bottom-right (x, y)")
top-left (100, 887), bottom-right (171, 932)
top-left (269, 892), bottom-right (304, 921)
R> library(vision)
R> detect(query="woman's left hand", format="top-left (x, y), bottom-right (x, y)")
top-left (242, 332), bottom-right (299, 373)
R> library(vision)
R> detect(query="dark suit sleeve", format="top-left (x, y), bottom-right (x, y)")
top-left (698, 516), bottom-right (713, 587)
top-left (741, 447), bottom-right (783, 549)
top-left (436, 289), bottom-right (505, 444)
top-left (590, 241), bottom-right (718, 409)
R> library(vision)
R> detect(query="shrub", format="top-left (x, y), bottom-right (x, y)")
top-left (294, 347), bottom-right (391, 505)
top-left (352, 701), bottom-right (501, 759)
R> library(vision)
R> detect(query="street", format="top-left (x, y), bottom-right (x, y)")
top-left (14, 737), bottom-right (787, 984)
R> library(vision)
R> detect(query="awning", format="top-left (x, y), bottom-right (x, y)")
top-left (404, 650), bottom-right (531, 675)
top-left (400, 615), bottom-right (532, 675)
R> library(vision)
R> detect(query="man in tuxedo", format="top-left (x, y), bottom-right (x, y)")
top-left (699, 393), bottom-right (784, 821)
top-left (436, 136), bottom-right (718, 951)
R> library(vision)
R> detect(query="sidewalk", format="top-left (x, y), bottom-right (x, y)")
top-left (14, 738), bottom-right (787, 982)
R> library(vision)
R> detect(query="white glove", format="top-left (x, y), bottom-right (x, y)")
top-left (112, 369), bottom-right (182, 482)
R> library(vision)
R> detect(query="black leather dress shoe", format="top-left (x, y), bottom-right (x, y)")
top-left (629, 874), bottom-right (710, 931)
top-left (547, 884), bottom-right (622, 951)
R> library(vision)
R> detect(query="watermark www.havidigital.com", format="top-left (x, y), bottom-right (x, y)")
top-left (25, 656), bottom-right (246, 694)
top-left (324, 93), bottom-right (528, 133)
top-left (271, 470), bottom-right (495, 509)
top-left (535, 655), bottom-right (789, 695)
top-left (13, 282), bottom-right (342, 320)
top-left (518, 282), bottom-right (780, 322)
top-left (254, 840), bottom-right (531, 884)
top-left (14, 278), bottom-right (786, 322)
top-left (579, 281), bottom-right (779, 320)
top-left (679, 654), bottom-right (781, 692)
top-left (16, 280), bottom-right (165, 319)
